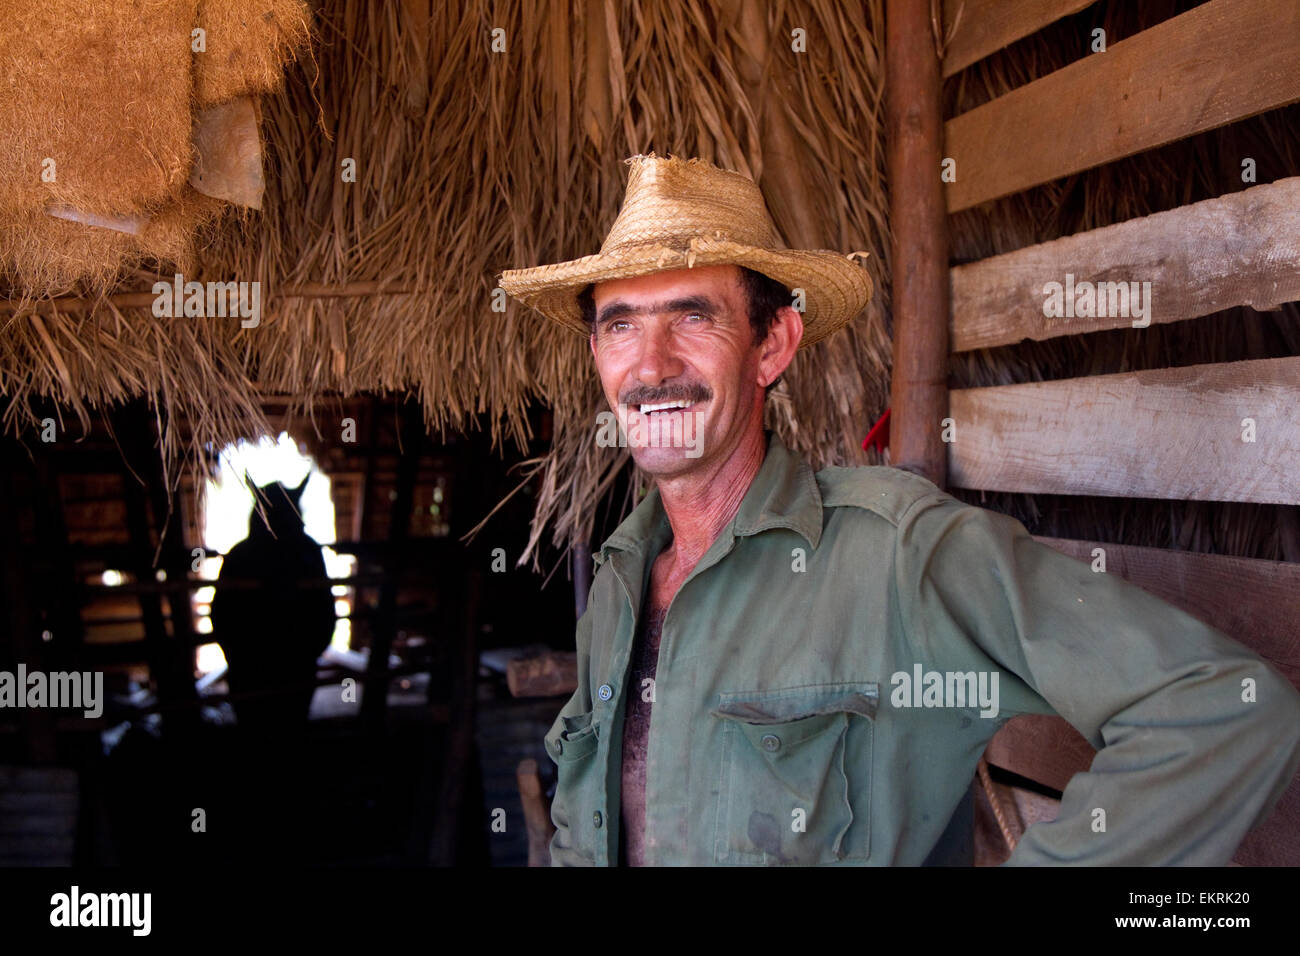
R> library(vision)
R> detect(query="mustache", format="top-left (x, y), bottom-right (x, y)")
top-left (619, 383), bottom-right (712, 406)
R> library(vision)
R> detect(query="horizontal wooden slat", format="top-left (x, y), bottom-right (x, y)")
top-left (0, 812), bottom-right (77, 835)
top-left (944, 0), bottom-right (1300, 211)
top-left (948, 356), bottom-right (1300, 504)
top-left (0, 281), bottom-right (416, 315)
top-left (1232, 770), bottom-right (1300, 866)
top-left (986, 718), bottom-right (1300, 864)
top-left (941, 0), bottom-right (1095, 77)
top-left (1034, 537), bottom-right (1300, 686)
top-left (0, 834), bottom-right (75, 861)
top-left (986, 715), bottom-right (1094, 793)
top-left (950, 177), bottom-right (1300, 351)
top-left (0, 792), bottom-right (78, 814)
top-left (506, 651), bottom-right (578, 698)
top-left (0, 766), bottom-right (76, 791)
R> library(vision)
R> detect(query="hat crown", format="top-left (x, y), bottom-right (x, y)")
top-left (600, 155), bottom-right (779, 253)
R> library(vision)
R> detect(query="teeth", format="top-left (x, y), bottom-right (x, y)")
top-left (639, 401), bottom-right (690, 414)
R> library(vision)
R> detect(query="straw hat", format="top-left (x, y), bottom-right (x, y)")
top-left (498, 154), bottom-right (873, 349)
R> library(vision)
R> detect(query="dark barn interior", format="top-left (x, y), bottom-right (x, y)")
top-left (1, 395), bottom-right (588, 866)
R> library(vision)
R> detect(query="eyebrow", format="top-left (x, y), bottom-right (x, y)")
top-left (595, 294), bottom-right (721, 328)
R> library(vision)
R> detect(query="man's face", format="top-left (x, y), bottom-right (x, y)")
top-left (589, 264), bottom-right (788, 478)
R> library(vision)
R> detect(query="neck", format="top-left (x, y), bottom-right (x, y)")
top-left (654, 418), bottom-right (767, 572)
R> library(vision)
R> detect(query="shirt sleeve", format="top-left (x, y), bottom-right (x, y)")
top-left (895, 492), bottom-right (1300, 865)
top-left (543, 593), bottom-right (596, 867)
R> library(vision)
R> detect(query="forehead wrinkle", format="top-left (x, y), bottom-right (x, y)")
top-left (595, 293), bottom-right (726, 326)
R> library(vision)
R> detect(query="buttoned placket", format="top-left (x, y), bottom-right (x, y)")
top-left (638, 525), bottom-right (743, 865)
top-left (598, 547), bottom-right (647, 866)
top-left (587, 436), bottom-right (824, 865)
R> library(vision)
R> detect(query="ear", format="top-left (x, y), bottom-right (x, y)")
top-left (756, 305), bottom-right (803, 389)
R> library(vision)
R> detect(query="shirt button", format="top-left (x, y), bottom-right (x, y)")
top-left (593, 811), bottom-right (603, 828)
top-left (761, 734), bottom-right (781, 753)
top-left (597, 683), bottom-right (613, 701)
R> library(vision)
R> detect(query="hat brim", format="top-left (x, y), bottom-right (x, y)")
top-left (499, 237), bottom-right (872, 350)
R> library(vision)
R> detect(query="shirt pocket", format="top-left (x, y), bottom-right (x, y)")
top-left (710, 682), bottom-right (878, 865)
top-left (544, 710), bottom-right (602, 864)
top-left (551, 711), bottom-right (599, 761)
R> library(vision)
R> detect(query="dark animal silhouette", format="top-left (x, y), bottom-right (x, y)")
top-left (210, 475), bottom-right (335, 733)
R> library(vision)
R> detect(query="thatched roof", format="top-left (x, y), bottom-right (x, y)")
top-left (1, 0), bottom-right (893, 561)
top-left (7, 0), bottom-right (1291, 565)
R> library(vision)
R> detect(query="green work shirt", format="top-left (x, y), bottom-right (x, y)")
top-left (544, 432), bottom-right (1300, 865)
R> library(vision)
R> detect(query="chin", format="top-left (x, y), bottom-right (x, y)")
top-left (628, 446), bottom-right (701, 477)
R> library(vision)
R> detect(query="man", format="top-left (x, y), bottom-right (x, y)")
top-left (498, 154), bottom-right (1300, 866)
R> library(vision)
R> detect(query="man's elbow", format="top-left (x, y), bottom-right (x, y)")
top-left (1234, 661), bottom-right (1300, 816)
top-left (1242, 661), bottom-right (1300, 741)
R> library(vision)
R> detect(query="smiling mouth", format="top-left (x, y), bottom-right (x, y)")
top-left (637, 400), bottom-right (694, 414)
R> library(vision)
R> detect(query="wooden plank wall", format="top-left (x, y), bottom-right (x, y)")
top-left (950, 177), bottom-right (1300, 352)
top-left (945, 0), bottom-right (1300, 210)
top-left (0, 766), bottom-right (78, 865)
top-left (939, 0), bottom-right (1300, 864)
top-left (947, 356), bottom-right (1300, 504)
top-left (941, 0), bottom-right (1095, 77)
top-left (1035, 537), bottom-right (1300, 688)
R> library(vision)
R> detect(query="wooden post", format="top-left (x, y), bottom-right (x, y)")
top-left (428, 565), bottom-right (482, 865)
top-left (0, 438), bottom-right (58, 764)
top-left (886, 0), bottom-right (950, 489)
top-left (361, 400), bottom-right (423, 733)
top-left (516, 758), bottom-right (555, 867)
top-left (571, 538), bottom-right (591, 620)
top-left (427, 432), bottom-right (493, 865)
top-left (115, 402), bottom-right (198, 730)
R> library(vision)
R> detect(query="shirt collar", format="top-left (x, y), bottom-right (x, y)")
top-left (595, 431), bottom-right (824, 565)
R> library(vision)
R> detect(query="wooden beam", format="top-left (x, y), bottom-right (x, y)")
top-left (0, 282), bottom-right (415, 315)
top-left (944, 0), bottom-right (1300, 211)
top-left (516, 758), bottom-right (556, 867)
top-left (941, 0), bottom-right (1095, 77)
top-left (950, 177), bottom-right (1300, 352)
top-left (886, 0), bottom-right (950, 488)
top-left (948, 356), bottom-right (1300, 504)
top-left (1034, 536), bottom-right (1300, 687)
top-left (507, 651), bottom-right (578, 698)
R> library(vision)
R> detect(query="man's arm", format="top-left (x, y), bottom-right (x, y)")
top-left (896, 493), bottom-right (1300, 865)
top-left (542, 589), bottom-right (595, 866)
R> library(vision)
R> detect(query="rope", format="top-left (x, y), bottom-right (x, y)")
top-left (978, 756), bottom-right (1020, 852)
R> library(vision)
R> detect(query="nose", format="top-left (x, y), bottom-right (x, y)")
top-left (635, 322), bottom-right (684, 387)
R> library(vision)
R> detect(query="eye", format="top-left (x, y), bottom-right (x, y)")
top-left (683, 312), bottom-right (709, 324)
